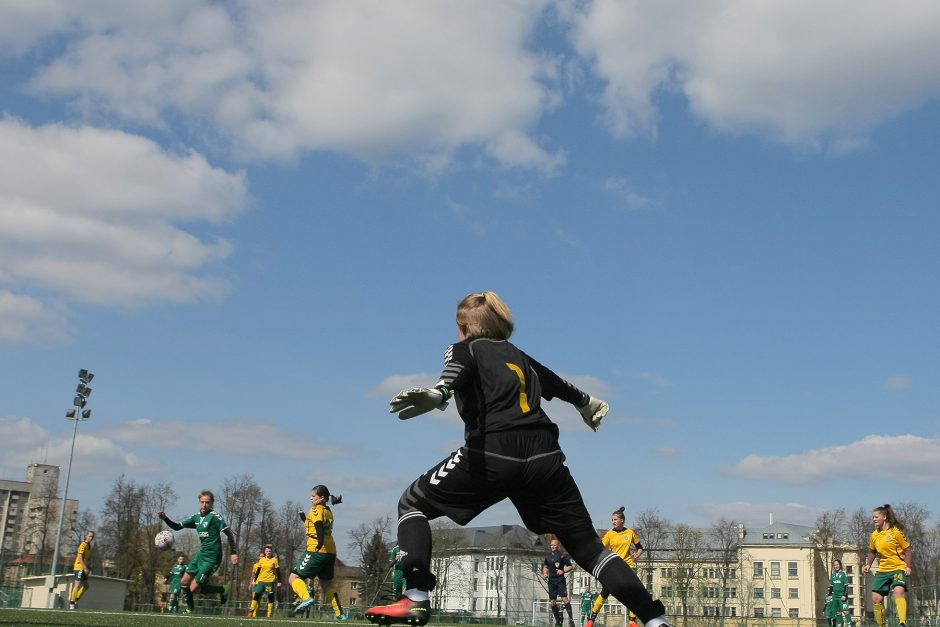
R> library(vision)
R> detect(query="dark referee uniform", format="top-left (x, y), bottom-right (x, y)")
top-left (396, 338), bottom-right (666, 623)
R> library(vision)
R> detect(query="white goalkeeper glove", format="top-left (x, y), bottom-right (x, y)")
top-left (389, 387), bottom-right (449, 420)
top-left (578, 396), bottom-right (609, 432)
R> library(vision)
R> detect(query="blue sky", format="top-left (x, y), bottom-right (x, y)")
top-left (2, 1), bottom-right (939, 553)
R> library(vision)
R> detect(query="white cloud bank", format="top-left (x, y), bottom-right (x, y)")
top-left (3, 0), bottom-right (563, 171)
top-left (724, 434), bottom-right (940, 485)
top-left (570, 0), bottom-right (940, 146)
top-left (0, 118), bottom-right (249, 341)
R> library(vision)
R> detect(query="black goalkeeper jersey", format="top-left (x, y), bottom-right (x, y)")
top-left (437, 338), bottom-right (588, 440)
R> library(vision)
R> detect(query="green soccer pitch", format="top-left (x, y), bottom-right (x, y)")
top-left (0, 607), bottom-right (357, 626)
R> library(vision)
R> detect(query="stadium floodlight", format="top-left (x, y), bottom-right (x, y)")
top-left (48, 369), bottom-right (95, 608)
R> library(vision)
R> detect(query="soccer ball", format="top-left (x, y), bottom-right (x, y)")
top-left (155, 530), bottom-right (175, 550)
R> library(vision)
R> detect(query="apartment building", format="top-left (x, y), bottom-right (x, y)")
top-left (0, 463), bottom-right (79, 577)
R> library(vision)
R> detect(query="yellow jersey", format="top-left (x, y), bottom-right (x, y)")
top-left (602, 528), bottom-right (640, 568)
top-left (252, 555), bottom-right (280, 583)
top-left (73, 540), bottom-right (91, 571)
top-left (305, 504), bottom-right (337, 554)
top-left (870, 526), bottom-right (910, 572)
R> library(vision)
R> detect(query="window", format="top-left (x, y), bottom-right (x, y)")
top-left (474, 559), bottom-right (480, 572)
top-left (788, 562), bottom-right (798, 577)
top-left (846, 565), bottom-right (854, 574)
top-left (473, 578), bottom-right (478, 591)
top-left (789, 588), bottom-right (799, 599)
top-left (754, 608), bottom-right (765, 618)
top-left (755, 588), bottom-right (764, 599)
top-left (789, 609), bottom-right (799, 618)
top-left (723, 607), bottom-right (737, 617)
top-left (729, 568), bottom-right (737, 580)
top-left (753, 562), bottom-right (763, 578)
top-left (771, 608), bottom-right (782, 618)
top-left (771, 588), bottom-right (781, 599)
top-left (662, 586), bottom-right (673, 598)
top-left (770, 562), bottom-right (780, 577)
top-left (724, 587), bottom-right (737, 599)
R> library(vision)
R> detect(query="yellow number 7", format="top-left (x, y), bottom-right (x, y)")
top-left (505, 363), bottom-right (531, 412)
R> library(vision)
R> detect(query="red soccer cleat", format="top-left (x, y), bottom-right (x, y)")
top-left (365, 597), bottom-right (431, 626)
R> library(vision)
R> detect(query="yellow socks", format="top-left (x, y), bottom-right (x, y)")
top-left (268, 602), bottom-right (275, 617)
top-left (291, 578), bottom-right (311, 601)
top-left (874, 602), bottom-right (885, 627)
top-left (895, 597), bottom-right (907, 625)
top-left (250, 599), bottom-right (260, 615)
top-left (591, 594), bottom-right (606, 615)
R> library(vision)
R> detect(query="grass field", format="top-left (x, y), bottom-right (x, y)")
top-left (0, 607), bottom-right (354, 626)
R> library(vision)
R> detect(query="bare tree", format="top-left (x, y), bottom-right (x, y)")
top-left (846, 508), bottom-right (872, 619)
top-left (635, 509), bottom-right (673, 591)
top-left (710, 519), bottom-right (741, 625)
top-left (23, 478), bottom-right (60, 574)
top-left (138, 482), bottom-right (177, 607)
top-left (893, 502), bottom-right (930, 617)
top-left (273, 499), bottom-right (307, 594)
top-left (221, 474), bottom-right (268, 603)
top-left (98, 475), bottom-right (146, 607)
top-left (431, 520), bottom-right (470, 611)
top-left (668, 524), bottom-right (705, 620)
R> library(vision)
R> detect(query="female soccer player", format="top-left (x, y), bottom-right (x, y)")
top-left (68, 531), bottom-right (94, 610)
top-left (830, 559), bottom-right (848, 604)
top-left (289, 485), bottom-right (347, 620)
top-left (862, 504), bottom-right (913, 627)
top-left (365, 292), bottom-right (671, 627)
top-left (249, 544), bottom-right (281, 618)
top-left (585, 507), bottom-right (644, 627)
top-left (166, 554), bottom-right (186, 613)
top-left (158, 490), bottom-right (238, 614)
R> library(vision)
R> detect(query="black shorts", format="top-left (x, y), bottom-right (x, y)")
top-left (401, 428), bottom-right (596, 546)
top-left (548, 578), bottom-right (569, 599)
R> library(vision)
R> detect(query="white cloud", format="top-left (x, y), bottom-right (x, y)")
top-left (724, 434), bottom-right (940, 485)
top-left (885, 375), bottom-right (912, 391)
top-left (0, 290), bottom-right (67, 343)
top-left (12, 1), bottom-right (563, 169)
top-left (0, 416), bottom-right (163, 479)
top-left (695, 501), bottom-right (819, 527)
top-left (0, 118), bottom-right (248, 311)
top-left (106, 418), bottom-right (352, 461)
top-left (570, 0), bottom-right (940, 146)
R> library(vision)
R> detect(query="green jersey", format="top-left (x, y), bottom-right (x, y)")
top-left (181, 510), bottom-right (230, 561)
top-left (390, 545), bottom-right (403, 572)
top-left (581, 592), bottom-right (594, 613)
top-left (169, 564), bottom-right (186, 584)
top-left (830, 570), bottom-right (848, 597)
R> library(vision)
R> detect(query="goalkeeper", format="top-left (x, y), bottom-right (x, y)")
top-left (366, 291), bottom-right (672, 627)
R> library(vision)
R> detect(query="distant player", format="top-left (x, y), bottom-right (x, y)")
top-left (543, 538), bottom-right (575, 627)
top-left (68, 531), bottom-right (94, 610)
top-left (830, 559), bottom-right (848, 603)
top-left (249, 544), bottom-right (281, 618)
top-left (586, 507), bottom-right (643, 627)
top-left (289, 485), bottom-right (347, 620)
top-left (579, 584), bottom-right (595, 626)
top-left (165, 555), bottom-right (186, 613)
top-left (390, 544), bottom-right (405, 599)
top-left (159, 490), bottom-right (238, 614)
top-left (825, 586), bottom-right (837, 627)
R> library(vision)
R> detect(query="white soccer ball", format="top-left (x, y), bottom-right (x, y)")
top-left (155, 530), bottom-right (175, 550)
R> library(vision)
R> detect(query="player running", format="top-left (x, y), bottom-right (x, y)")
top-left (68, 531), bottom-right (94, 610)
top-left (249, 544), bottom-right (281, 618)
top-left (289, 485), bottom-right (347, 620)
top-left (586, 507), bottom-right (644, 627)
top-left (365, 291), bottom-right (672, 627)
top-left (158, 490), bottom-right (238, 614)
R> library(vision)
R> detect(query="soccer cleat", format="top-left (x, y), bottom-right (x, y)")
top-left (183, 608), bottom-right (193, 614)
top-left (294, 597), bottom-right (316, 615)
top-left (336, 613), bottom-right (349, 620)
top-left (68, 603), bottom-right (76, 610)
top-left (365, 597), bottom-right (431, 626)
top-left (220, 589), bottom-right (228, 605)
top-left (585, 620), bottom-right (594, 627)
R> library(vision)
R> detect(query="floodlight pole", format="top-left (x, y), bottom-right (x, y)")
top-left (47, 369), bottom-right (93, 609)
